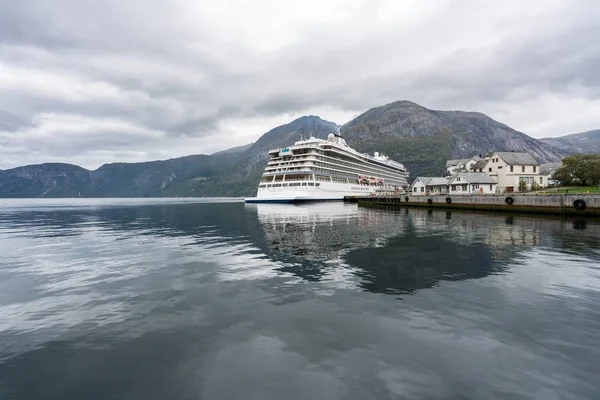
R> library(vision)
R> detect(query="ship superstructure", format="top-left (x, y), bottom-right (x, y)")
top-left (245, 131), bottom-right (409, 203)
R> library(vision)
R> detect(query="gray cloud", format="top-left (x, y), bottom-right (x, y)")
top-left (1, 0), bottom-right (599, 169)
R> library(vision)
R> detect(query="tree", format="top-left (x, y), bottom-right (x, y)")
top-left (518, 180), bottom-right (528, 192)
top-left (552, 154), bottom-right (600, 186)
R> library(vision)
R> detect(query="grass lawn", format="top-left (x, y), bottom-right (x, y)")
top-left (545, 186), bottom-right (600, 194)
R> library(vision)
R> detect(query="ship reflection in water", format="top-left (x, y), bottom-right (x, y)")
top-left (1, 199), bottom-right (599, 400)
top-left (248, 202), bottom-right (600, 296)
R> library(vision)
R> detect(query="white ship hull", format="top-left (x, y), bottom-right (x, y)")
top-left (245, 181), bottom-right (375, 203)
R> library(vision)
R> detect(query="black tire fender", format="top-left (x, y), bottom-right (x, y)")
top-left (505, 196), bottom-right (514, 205)
top-left (427, 198), bottom-right (433, 205)
top-left (573, 199), bottom-right (586, 210)
top-left (446, 197), bottom-right (452, 204)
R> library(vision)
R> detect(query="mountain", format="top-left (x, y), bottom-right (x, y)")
top-left (0, 163), bottom-right (91, 198)
top-left (212, 142), bottom-right (254, 156)
top-left (0, 116), bottom-right (337, 198)
top-left (0, 102), bottom-right (568, 198)
top-left (160, 116), bottom-right (338, 197)
top-left (540, 130), bottom-right (600, 155)
top-left (85, 153), bottom-right (241, 197)
top-left (340, 101), bottom-right (566, 178)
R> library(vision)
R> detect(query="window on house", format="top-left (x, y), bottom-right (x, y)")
top-left (414, 187), bottom-right (417, 192)
top-left (489, 168), bottom-right (492, 172)
top-left (522, 166), bottom-right (525, 172)
top-left (510, 166), bottom-right (513, 172)
top-left (498, 166), bottom-right (502, 169)
top-left (457, 177), bottom-right (460, 181)
top-left (539, 177), bottom-right (543, 184)
top-left (421, 187), bottom-right (424, 192)
top-left (533, 166), bottom-right (537, 173)
top-left (489, 185), bottom-right (493, 191)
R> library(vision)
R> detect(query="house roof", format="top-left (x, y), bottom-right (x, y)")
top-left (471, 160), bottom-right (488, 170)
top-left (446, 158), bottom-right (469, 167)
top-left (411, 177), bottom-right (433, 187)
top-left (446, 156), bottom-right (483, 168)
top-left (428, 177), bottom-right (450, 186)
top-left (410, 177), bottom-right (450, 188)
top-left (449, 172), bottom-right (497, 185)
top-left (495, 152), bottom-right (539, 165)
top-left (410, 176), bottom-right (431, 188)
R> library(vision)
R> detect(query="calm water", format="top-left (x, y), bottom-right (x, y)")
top-left (1, 199), bottom-right (600, 400)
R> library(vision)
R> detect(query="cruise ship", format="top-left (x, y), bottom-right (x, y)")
top-left (245, 131), bottom-right (409, 203)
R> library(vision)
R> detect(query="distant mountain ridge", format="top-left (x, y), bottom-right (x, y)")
top-left (0, 102), bottom-right (568, 198)
top-left (540, 129), bottom-right (600, 155)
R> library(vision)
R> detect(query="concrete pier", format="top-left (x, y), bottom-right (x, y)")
top-left (349, 194), bottom-right (600, 217)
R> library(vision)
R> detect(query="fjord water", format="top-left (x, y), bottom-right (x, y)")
top-left (1, 199), bottom-right (599, 399)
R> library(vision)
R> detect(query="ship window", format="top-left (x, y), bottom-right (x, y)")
top-left (315, 183), bottom-right (320, 187)
top-left (302, 183), bottom-right (307, 186)
top-left (272, 184), bottom-right (282, 187)
top-left (308, 183), bottom-right (314, 186)
top-left (522, 166), bottom-right (525, 172)
top-left (510, 166), bottom-right (513, 172)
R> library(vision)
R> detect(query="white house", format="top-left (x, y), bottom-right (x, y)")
top-left (446, 156), bottom-right (482, 175)
top-left (410, 177), bottom-right (450, 195)
top-left (447, 172), bottom-right (498, 195)
top-left (476, 152), bottom-right (542, 193)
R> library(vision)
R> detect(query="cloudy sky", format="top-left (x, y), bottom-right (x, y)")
top-left (1, 0), bottom-right (599, 169)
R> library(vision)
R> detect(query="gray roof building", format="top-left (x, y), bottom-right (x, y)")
top-left (427, 177), bottom-right (450, 186)
top-left (495, 152), bottom-right (539, 166)
top-left (471, 160), bottom-right (488, 171)
top-left (409, 177), bottom-right (450, 189)
top-left (448, 172), bottom-right (498, 185)
top-left (446, 158), bottom-right (469, 167)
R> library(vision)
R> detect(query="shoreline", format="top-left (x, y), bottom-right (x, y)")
top-left (350, 194), bottom-right (600, 217)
